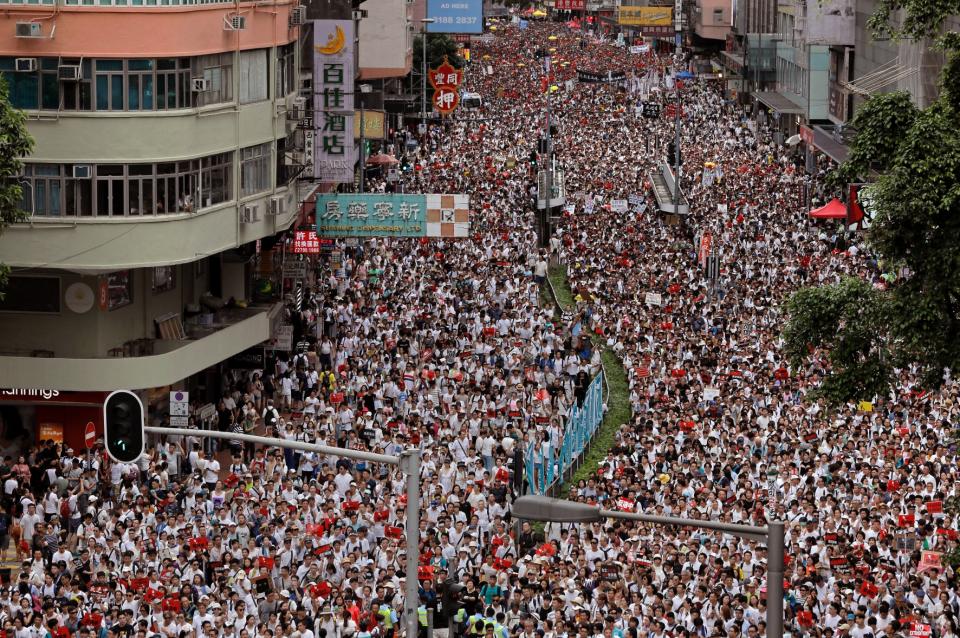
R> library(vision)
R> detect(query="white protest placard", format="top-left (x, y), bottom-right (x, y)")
top-left (645, 292), bottom-right (663, 306)
top-left (717, 203), bottom-right (728, 213)
top-left (585, 200), bottom-right (596, 215)
top-left (628, 194), bottom-right (643, 207)
top-left (611, 199), bottom-right (628, 213)
top-left (703, 387), bottom-right (720, 402)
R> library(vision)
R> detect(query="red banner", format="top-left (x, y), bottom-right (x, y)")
top-left (292, 230), bottom-right (322, 254)
top-left (556, 0), bottom-right (585, 9)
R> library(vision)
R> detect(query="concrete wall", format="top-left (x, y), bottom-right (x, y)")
top-left (806, 0), bottom-right (854, 46)
top-left (1, 267), bottom-right (188, 358)
top-left (852, 0), bottom-right (952, 111)
top-left (0, 306), bottom-right (276, 391)
top-left (25, 101), bottom-right (279, 164)
top-left (0, 2), bottom-right (299, 58)
top-left (0, 187), bottom-right (299, 270)
top-left (359, 0), bottom-right (414, 79)
top-left (695, 0), bottom-right (733, 40)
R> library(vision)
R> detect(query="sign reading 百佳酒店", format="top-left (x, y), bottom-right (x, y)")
top-left (316, 194), bottom-right (471, 238)
top-left (313, 20), bottom-right (357, 184)
top-left (426, 0), bottom-right (483, 34)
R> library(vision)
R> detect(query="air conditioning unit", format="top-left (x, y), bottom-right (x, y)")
top-left (352, 9), bottom-right (367, 19)
top-left (15, 58), bottom-right (38, 72)
top-left (72, 165), bottom-right (93, 179)
top-left (58, 65), bottom-right (82, 82)
top-left (289, 5), bottom-right (307, 26)
top-left (240, 204), bottom-right (260, 224)
top-left (293, 96), bottom-right (307, 110)
top-left (191, 77), bottom-right (210, 92)
top-left (269, 195), bottom-right (285, 216)
top-left (224, 15), bottom-right (247, 30)
top-left (15, 22), bottom-right (42, 38)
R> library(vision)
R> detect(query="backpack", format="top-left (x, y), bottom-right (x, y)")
top-left (264, 408), bottom-right (279, 429)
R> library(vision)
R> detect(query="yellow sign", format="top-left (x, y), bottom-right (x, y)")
top-left (39, 422), bottom-right (64, 444)
top-left (316, 25), bottom-right (346, 55)
top-left (618, 6), bottom-right (672, 25)
top-left (354, 110), bottom-right (386, 140)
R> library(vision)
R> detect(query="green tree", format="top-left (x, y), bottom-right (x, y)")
top-left (411, 34), bottom-right (466, 106)
top-left (785, 3), bottom-right (960, 401)
top-left (0, 75), bottom-right (34, 299)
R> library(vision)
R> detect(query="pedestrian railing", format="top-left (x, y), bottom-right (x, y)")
top-left (525, 372), bottom-right (605, 495)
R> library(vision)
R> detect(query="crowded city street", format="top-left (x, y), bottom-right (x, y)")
top-left (1, 18), bottom-right (957, 638)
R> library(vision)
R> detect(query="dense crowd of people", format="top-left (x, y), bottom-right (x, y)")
top-left (1, 18), bottom-right (957, 638)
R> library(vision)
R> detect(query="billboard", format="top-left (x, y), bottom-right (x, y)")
top-left (618, 6), bottom-right (672, 25)
top-left (426, 0), bottom-right (483, 34)
top-left (354, 110), bottom-right (386, 140)
top-left (313, 20), bottom-right (356, 184)
top-left (316, 194), bottom-right (470, 238)
top-left (555, 0), bottom-right (585, 9)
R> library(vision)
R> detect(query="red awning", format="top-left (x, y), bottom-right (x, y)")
top-left (809, 197), bottom-right (862, 223)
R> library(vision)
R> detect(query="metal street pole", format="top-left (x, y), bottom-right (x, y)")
top-left (359, 83), bottom-right (372, 194)
top-left (420, 19), bottom-right (435, 134)
top-left (542, 54), bottom-right (553, 249)
top-left (145, 426), bottom-right (423, 637)
top-left (512, 496), bottom-right (785, 638)
top-left (673, 0), bottom-right (682, 212)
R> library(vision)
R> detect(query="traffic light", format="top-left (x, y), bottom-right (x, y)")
top-left (104, 390), bottom-right (145, 463)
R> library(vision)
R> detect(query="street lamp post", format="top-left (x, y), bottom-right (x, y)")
top-left (359, 83), bottom-right (372, 193)
top-left (146, 426), bottom-right (423, 638)
top-left (513, 496), bottom-right (785, 638)
top-left (420, 18), bottom-right (436, 134)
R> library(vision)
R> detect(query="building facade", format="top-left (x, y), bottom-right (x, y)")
top-left (0, 0), bottom-right (305, 393)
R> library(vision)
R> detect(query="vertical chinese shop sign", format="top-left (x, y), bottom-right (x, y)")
top-left (313, 20), bottom-right (356, 183)
top-left (430, 57), bottom-right (463, 116)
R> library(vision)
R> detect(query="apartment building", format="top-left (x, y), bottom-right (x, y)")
top-left (0, 0), bottom-right (306, 394)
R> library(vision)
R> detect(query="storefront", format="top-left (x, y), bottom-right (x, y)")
top-left (0, 389), bottom-right (106, 454)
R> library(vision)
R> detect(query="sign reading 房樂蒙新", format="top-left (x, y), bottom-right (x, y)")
top-left (316, 194), bottom-right (471, 238)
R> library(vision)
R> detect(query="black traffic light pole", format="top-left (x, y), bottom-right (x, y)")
top-left (104, 394), bottom-right (422, 638)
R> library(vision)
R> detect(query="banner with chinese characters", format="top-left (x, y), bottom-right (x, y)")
top-left (316, 194), bottom-right (470, 238)
top-left (555, 0), bottom-right (585, 9)
top-left (312, 20), bottom-right (356, 184)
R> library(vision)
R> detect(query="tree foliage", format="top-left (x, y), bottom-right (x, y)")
top-left (785, 6), bottom-right (960, 401)
top-left (0, 75), bottom-right (34, 299)
top-left (784, 278), bottom-right (893, 404)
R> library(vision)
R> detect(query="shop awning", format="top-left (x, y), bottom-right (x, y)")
top-left (809, 197), bottom-right (862, 222)
top-left (752, 91), bottom-right (805, 115)
top-left (720, 51), bottom-right (744, 74)
top-left (812, 125), bottom-right (851, 164)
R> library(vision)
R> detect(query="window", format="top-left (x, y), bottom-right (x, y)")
top-left (1, 56), bottom-right (225, 111)
top-left (276, 43), bottom-right (296, 98)
top-left (21, 152), bottom-right (236, 217)
top-left (241, 143), bottom-right (271, 197)
top-left (0, 276), bottom-right (60, 313)
top-left (104, 271), bottom-right (133, 310)
top-left (239, 49), bottom-right (268, 104)
top-left (200, 152), bottom-right (233, 207)
top-left (95, 59), bottom-right (124, 110)
top-left (194, 53), bottom-right (233, 107)
top-left (152, 266), bottom-right (176, 293)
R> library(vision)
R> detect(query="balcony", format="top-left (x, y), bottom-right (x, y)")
top-left (0, 303), bottom-right (283, 391)
top-left (0, 187), bottom-right (300, 271)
